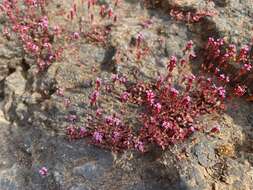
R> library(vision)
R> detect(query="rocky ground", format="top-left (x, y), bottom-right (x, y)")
top-left (0, 0), bottom-right (253, 189)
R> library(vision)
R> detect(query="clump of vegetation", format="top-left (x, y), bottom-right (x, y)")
top-left (64, 40), bottom-right (250, 152)
top-left (1, 1), bottom-right (252, 153)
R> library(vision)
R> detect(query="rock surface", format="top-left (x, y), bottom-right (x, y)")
top-left (0, 0), bottom-right (253, 190)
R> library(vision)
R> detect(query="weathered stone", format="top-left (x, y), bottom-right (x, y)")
top-left (213, 0), bottom-right (230, 7)
top-left (163, 0), bottom-right (201, 8)
top-left (73, 159), bottom-right (112, 181)
top-left (5, 69), bottom-right (26, 96)
top-left (0, 62), bottom-right (8, 81)
top-left (0, 177), bottom-right (18, 190)
top-left (193, 142), bottom-right (217, 167)
top-left (178, 164), bottom-right (210, 190)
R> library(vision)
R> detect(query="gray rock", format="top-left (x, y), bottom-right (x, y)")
top-left (73, 160), bottom-right (107, 181)
top-left (5, 69), bottom-right (26, 96)
top-left (0, 178), bottom-right (18, 190)
top-left (179, 164), bottom-right (210, 190)
top-left (193, 142), bottom-right (217, 167)
top-left (0, 62), bottom-right (8, 81)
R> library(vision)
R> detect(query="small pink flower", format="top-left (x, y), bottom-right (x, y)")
top-left (162, 121), bottom-right (172, 130)
top-left (184, 40), bottom-right (194, 51)
top-left (56, 88), bottom-right (64, 97)
top-left (113, 117), bottom-right (121, 126)
top-left (95, 78), bottom-right (102, 89)
top-left (233, 85), bottom-right (246, 97)
top-left (72, 32), bottom-right (80, 39)
top-left (43, 42), bottom-right (52, 50)
top-left (182, 96), bottom-right (191, 105)
top-left (66, 125), bottom-right (76, 136)
top-left (93, 132), bottom-right (103, 143)
top-left (119, 76), bottom-right (127, 84)
top-left (188, 126), bottom-right (195, 133)
top-left (105, 115), bottom-right (114, 126)
top-left (99, 5), bottom-right (106, 17)
top-left (136, 32), bottom-right (144, 48)
top-left (189, 52), bottom-right (196, 59)
top-left (170, 87), bottom-right (179, 97)
top-left (228, 44), bottom-right (237, 57)
top-left (218, 74), bottom-right (225, 81)
top-left (167, 56), bottom-right (177, 72)
top-left (240, 45), bottom-right (249, 54)
top-left (217, 86), bottom-right (226, 98)
top-left (185, 74), bottom-right (196, 84)
top-left (180, 59), bottom-right (187, 66)
top-left (38, 16), bottom-right (49, 29)
top-left (66, 114), bottom-right (77, 122)
top-left (120, 92), bottom-right (130, 102)
top-left (112, 131), bottom-right (120, 141)
top-left (238, 45), bottom-right (250, 62)
top-left (146, 90), bottom-right (155, 105)
top-left (90, 90), bottom-right (99, 106)
top-left (107, 7), bottom-right (113, 18)
top-left (225, 76), bottom-right (230, 83)
top-left (154, 102), bottom-right (162, 113)
top-left (244, 63), bottom-right (252, 71)
top-left (79, 127), bottom-right (87, 137)
top-left (96, 108), bottom-right (102, 116)
top-left (111, 74), bottom-right (119, 82)
top-left (105, 84), bottom-right (112, 93)
top-left (39, 167), bottom-right (48, 176)
top-left (24, 0), bottom-right (38, 6)
top-left (135, 140), bottom-right (145, 152)
top-left (214, 68), bottom-right (220, 75)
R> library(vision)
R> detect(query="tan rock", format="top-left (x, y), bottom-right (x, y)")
top-left (164, 0), bottom-right (200, 7)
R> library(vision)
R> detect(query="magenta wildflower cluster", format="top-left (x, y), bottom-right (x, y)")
top-left (170, 8), bottom-right (217, 23)
top-left (0, 0), bottom-right (120, 71)
top-left (63, 40), bottom-right (251, 152)
top-left (202, 37), bottom-right (252, 97)
top-left (1, 1), bottom-right (252, 153)
top-left (143, 0), bottom-right (217, 23)
top-left (39, 166), bottom-right (48, 176)
top-left (1, 0), bottom-right (64, 71)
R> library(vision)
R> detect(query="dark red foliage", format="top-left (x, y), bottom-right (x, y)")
top-left (83, 26), bottom-right (111, 47)
top-left (170, 8), bottom-right (217, 23)
top-left (203, 37), bottom-right (252, 96)
top-left (64, 40), bottom-right (251, 152)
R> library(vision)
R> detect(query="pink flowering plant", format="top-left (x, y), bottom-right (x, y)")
top-left (0, 0), bottom-right (120, 71)
top-left (202, 37), bottom-right (252, 97)
top-left (62, 40), bottom-right (250, 152)
top-left (143, 0), bottom-right (217, 23)
top-left (0, 0), bottom-right (66, 71)
top-left (39, 166), bottom-right (48, 176)
top-left (170, 8), bottom-right (217, 23)
top-left (2, 1), bottom-right (252, 153)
